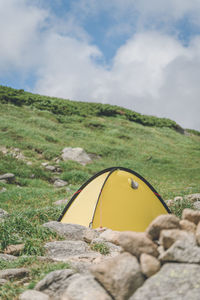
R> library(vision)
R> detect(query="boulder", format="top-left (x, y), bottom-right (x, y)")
top-left (54, 179), bottom-right (68, 187)
top-left (185, 193), bottom-right (200, 202)
top-left (0, 254), bottom-right (17, 261)
top-left (159, 240), bottom-right (200, 263)
top-left (0, 208), bottom-right (9, 219)
top-left (193, 201), bottom-right (200, 210)
top-left (140, 253), bottom-right (161, 278)
top-left (43, 222), bottom-right (86, 240)
top-left (115, 231), bottom-right (158, 258)
top-left (179, 219), bottom-right (196, 233)
top-left (174, 196), bottom-right (183, 202)
top-left (159, 229), bottom-right (196, 250)
top-left (90, 252), bottom-right (144, 300)
top-left (129, 263), bottom-right (200, 300)
top-left (44, 240), bottom-right (92, 261)
top-left (61, 147), bottom-right (92, 165)
top-left (0, 173), bottom-right (15, 183)
top-left (35, 269), bottom-right (80, 299)
top-left (182, 208), bottom-right (200, 224)
top-left (99, 229), bottom-right (121, 244)
top-left (146, 214), bottom-right (180, 240)
top-left (83, 228), bottom-right (100, 243)
top-left (4, 244), bottom-right (25, 255)
top-left (196, 221), bottom-right (200, 246)
top-left (62, 275), bottom-right (112, 300)
top-left (19, 290), bottom-right (50, 300)
top-left (0, 268), bottom-right (29, 280)
top-left (53, 199), bottom-right (68, 206)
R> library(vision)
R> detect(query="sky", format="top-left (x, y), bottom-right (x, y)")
top-left (1, 0), bottom-right (200, 130)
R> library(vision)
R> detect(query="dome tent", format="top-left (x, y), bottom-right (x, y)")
top-left (58, 167), bottom-right (170, 232)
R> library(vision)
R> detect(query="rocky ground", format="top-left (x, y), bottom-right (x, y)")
top-left (0, 207), bottom-right (200, 299)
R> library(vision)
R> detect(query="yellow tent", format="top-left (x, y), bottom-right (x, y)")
top-left (58, 167), bottom-right (170, 232)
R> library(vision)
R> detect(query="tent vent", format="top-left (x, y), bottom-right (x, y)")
top-left (129, 178), bottom-right (139, 189)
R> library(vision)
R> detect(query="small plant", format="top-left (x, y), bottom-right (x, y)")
top-left (170, 198), bottom-right (194, 218)
top-left (90, 243), bottom-right (110, 255)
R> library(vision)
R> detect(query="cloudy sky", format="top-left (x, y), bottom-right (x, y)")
top-left (1, 0), bottom-right (200, 130)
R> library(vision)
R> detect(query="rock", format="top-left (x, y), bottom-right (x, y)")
top-left (53, 198), bottom-right (68, 206)
top-left (129, 263), bottom-right (200, 300)
top-left (146, 214), bottom-right (180, 240)
top-left (35, 269), bottom-right (80, 299)
top-left (4, 244), bottom-right (25, 255)
top-left (179, 219), bottom-right (197, 233)
top-left (90, 252), bottom-right (144, 300)
top-left (0, 173), bottom-right (15, 183)
top-left (45, 165), bottom-right (56, 171)
top-left (165, 199), bottom-right (173, 207)
top-left (44, 240), bottom-right (91, 261)
top-left (0, 268), bottom-right (29, 280)
top-left (62, 274), bottom-right (112, 300)
top-left (41, 162), bottom-right (49, 166)
top-left (0, 279), bottom-right (8, 286)
top-left (182, 208), bottom-right (200, 224)
top-left (196, 221), bottom-right (200, 246)
top-left (99, 229), bottom-right (120, 244)
top-left (174, 196), bottom-right (183, 202)
top-left (0, 208), bottom-right (9, 218)
top-left (159, 229), bottom-right (196, 250)
top-left (0, 254), bottom-right (17, 261)
top-left (159, 240), bottom-right (200, 263)
top-left (67, 253), bottom-right (103, 274)
top-left (61, 147), bottom-right (92, 165)
top-left (43, 222), bottom-right (86, 240)
top-left (185, 193), bottom-right (200, 202)
top-left (19, 290), bottom-right (50, 300)
top-left (54, 179), bottom-right (68, 187)
top-left (193, 201), bottom-right (200, 210)
top-left (83, 228), bottom-right (100, 243)
top-left (91, 238), bottom-right (123, 257)
top-left (0, 187), bottom-right (7, 193)
top-left (115, 231), bottom-right (159, 258)
top-left (140, 253), bottom-right (161, 278)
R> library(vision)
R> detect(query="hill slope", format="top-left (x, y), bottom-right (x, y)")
top-left (0, 86), bottom-right (200, 298)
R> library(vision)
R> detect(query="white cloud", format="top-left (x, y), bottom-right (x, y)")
top-left (0, 0), bottom-right (200, 130)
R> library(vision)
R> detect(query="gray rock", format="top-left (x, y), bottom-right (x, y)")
top-left (19, 290), bottom-right (50, 300)
top-left (193, 201), bottom-right (200, 210)
top-left (159, 229), bottom-right (196, 250)
top-left (115, 231), bottom-right (159, 258)
top-left (44, 240), bottom-right (91, 261)
top-left (83, 228), bottom-right (100, 243)
top-left (0, 279), bottom-right (8, 286)
top-left (0, 254), bottom-right (17, 261)
top-left (129, 263), bottom-right (200, 300)
top-left (185, 193), bottom-right (200, 202)
top-left (0, 208), bottom-right (9, 218)
top-left (174, 196), bottom-right (183, 202)
top-left (179, 219), bottom-right (197, 233)
top-left (0, 268), bottom-right (29, 280)
top-left (0, 173), bottom-right (15, 183)
top-left (45, 165), bottom-right (56, 171)
top-left (53, 198), bottom-right (68, 206)
top-left (90, 252), bottom-right (144, 300)
top-left (61, 147), bottom-right (92, 165)
top-left (182, 208), bottom-right (200, 224)
top-left (146, 214), bottom-right (180, 240)
top-left (140, 253), bottom-right (161, 278)
top-left (35, 269), bottom-right (80, 299)
top-left (62, 274), bottom-right (112, 300)
top-left (196, 221), bottom-right (200, 246)
top-left (43, 222), bottom-right (86, 240)
top-left (99, 229), bottom-right (121, 244)
top-left (159, 239), bottom-right (200, 263)
top-left (54, 179), bottom-right (68, 187)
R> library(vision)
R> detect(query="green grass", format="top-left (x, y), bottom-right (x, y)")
top-left (90, 243), bottom-right (110, 255)
top-left (0, 85), bottom-right (200, 298)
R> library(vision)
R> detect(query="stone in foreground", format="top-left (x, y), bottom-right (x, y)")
top-left (140, 253), bottom-right (161, 278)
top-left (0, 268), bottom-right (29, 280)
top-left (146, 214), bottom-right (180, 240)
top-left (90, 252), bottom-right (144, 300)
top-left (62, 275), bottom-right (112, 300)
top-left (19, 290), bottom-right (50, 300)
top-left (43, 222), bottom-right (86, 241)
top-left (129, 263), bottom-right (200, 300)
top-left (182, 208), bottom-right (200, 224)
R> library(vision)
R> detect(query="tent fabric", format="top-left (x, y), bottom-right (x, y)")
top-left (58, 167), bottom-right (170, 232)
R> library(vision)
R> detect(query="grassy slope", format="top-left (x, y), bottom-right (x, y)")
top-left (0, 88), bottom-right (200, 298)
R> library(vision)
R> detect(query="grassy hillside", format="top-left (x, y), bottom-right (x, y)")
top-left (0, 86), bottom-right (200, 298)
